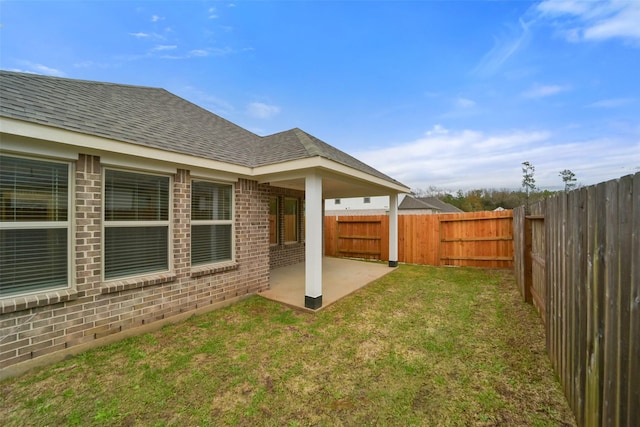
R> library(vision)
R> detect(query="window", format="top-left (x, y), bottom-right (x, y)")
top-left (284, 198), bottom-right (298, 243)
top-left (364, 197), bottom-right (371, 204)
top-left (335, 198), bottom-right (341, 205)
top-left (269, 196), bottom-right (278, 245)
top-left (191, 181), bottom-right (233, 265)
top-left (0, 155), bottom-right (70, 297)
top-left (104, 169), bottom-right (170, 279)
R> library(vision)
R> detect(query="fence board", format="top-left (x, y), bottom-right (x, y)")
top-left (334, 217), bottom-right (384, 260)
top-left (572, 187), bottom-right (588, 426)
top-left (513, 207), bottom-right (527, 300)
top-left (325, 211), bottom-right (513, 268)
top-left (439, 211), bottom-right (513, 268)
top-left (629, 172), bottom-right (640, 427)
top-left (587, 181), bottom-right (607, 427)
top-left (530, 207), bottom-right (546, 321)
top-left (514, 172), bottom-right (639, 427)
top-left (616, 175), bottom-right (632, 427)
top-left (602, 180), bottom-right (619, 426)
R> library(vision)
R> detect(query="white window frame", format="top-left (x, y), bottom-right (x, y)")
top-left (102, 167), bottom-right (172, 281)
top-left (190, 179), bottom-right (235, 266)
top-left (0, 153), bottom-right (73, 299)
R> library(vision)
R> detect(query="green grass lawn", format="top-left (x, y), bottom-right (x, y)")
top-left (0, 265), bottom-right (575, 426)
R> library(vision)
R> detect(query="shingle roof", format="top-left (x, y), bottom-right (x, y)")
top-left (0, 71), bottom-right (405, 187)
top-left (399, 195), bottom-right (463, 213)
top-left (257, 128), bottom-right (400, 183)
top-left (0, 71), bottom-right (259, 166)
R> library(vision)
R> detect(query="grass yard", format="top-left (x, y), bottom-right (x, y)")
top-left (0, 265), bottom-right (575, 426)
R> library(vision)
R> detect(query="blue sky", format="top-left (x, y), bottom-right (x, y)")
top-left (1, 0), bottom-right (639, 191)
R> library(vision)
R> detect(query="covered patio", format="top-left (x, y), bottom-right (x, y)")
top-left (260, 257), bottom-right (396, 312)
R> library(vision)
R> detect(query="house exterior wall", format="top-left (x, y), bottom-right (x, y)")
top-left (0, 152), bottom-right (271, 372)
top-left (268, 186), bottom-right (305, 269)
top-left (325, 209), bottom-right (390, 216)
top-left (325, 195), bottom-right (391, 211)
top-left (324, 195), bottom-right (413, 216)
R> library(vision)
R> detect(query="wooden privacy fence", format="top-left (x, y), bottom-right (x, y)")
top-left (324, 210), bottom-right (514, 268)
top-left (513, 172), bottom-right (639, 427)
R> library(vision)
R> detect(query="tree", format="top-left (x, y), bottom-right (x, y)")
top-left (559, 169), bottom-right (577, 191)
top-left (522, 161), bottom-right (536, 213)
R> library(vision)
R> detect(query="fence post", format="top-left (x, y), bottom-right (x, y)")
top-left (524, 217), bottom-right (533, 304)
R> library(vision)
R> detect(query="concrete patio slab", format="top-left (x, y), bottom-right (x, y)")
top-left (259, 257), bottom-right (396, 312)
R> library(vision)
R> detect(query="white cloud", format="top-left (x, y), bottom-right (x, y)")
top-left (129, 32), bottom-right (164, 40)
top-left (177, 86), bottom-right (235, 116)
top-left (586, 98), bottom-right (635, 108)
top-left (188, 49), bottom-right (209, 57)
top-left (157, 47), bottom-right (234, 60)
top-left (12, 62), bottom-right (65, 77)
top-left (536, 0), bottom-right (640, 45)
top-left (129, 32), bottom-right (150, 38)
top-left (151, 15), bottom-right (164, 22)
top-left (246, 102), bottom-right (281, 119)
top-left (208, 7), bottom-right (218, 19)
top-left (426, 124), bottom-right (449, 136)
top-left (536, 0), bottom-right (591, 16)
top-left (455, 97), bottom-right (476, 108)
top-left (353, 125), bottom-right (638, 190)
top-left (152, 45), bottom-right (177, 52)
top-left (472, 18), bottom-right (532, 76)
top-left (522, 84), bottom-right (570, 99)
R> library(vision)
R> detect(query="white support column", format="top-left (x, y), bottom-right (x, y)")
top-left (305, 172), bottom-right (323, 309)
top-left (389, 193), bottom-right (399, 267)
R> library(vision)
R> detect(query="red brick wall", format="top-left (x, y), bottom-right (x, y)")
top-left (0, 155), bottom-right (271, 372)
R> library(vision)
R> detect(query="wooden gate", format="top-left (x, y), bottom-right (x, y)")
top-left (438, 212), bottom-right (514, 268)
top-left (333, 217), bottom-right (387, 260)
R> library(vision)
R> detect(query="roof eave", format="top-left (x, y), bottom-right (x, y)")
top-left (0, 117), bottom-right (254, 178)
top-left (253, 156), bottom-right (411, 194)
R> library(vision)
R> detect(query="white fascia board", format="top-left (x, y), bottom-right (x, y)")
top-left (0, 133), bottom-right (80, 160)
top-left (189, 167), bottom-right (239, 183)
top-left (2, 118), bottom-right (410, 193)
top-left (254, 157), bottom-right (410, 194)
top-left (0, 118), bottom-right (253, 177)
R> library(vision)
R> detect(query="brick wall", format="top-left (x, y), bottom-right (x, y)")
top-left (268, 187), bottom-right (306, 269)
top-left (0, 155), bottom-right (271, 373)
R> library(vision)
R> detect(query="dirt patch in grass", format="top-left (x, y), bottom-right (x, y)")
top-left (0, 265), bottom-right (575, 426)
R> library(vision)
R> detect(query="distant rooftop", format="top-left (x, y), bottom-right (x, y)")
top-left (399, 196), bottom-right (463, 213)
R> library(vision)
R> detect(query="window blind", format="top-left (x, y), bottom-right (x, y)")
top-left (192, 224), bottom-right (232, 265)
top-left (104, 226), bottom-right (168, 279)
top-left (0, 229), bottom-right (68, 297)
top-left (191, 181), bottom-right (231, 221)
top-left (105, 170), bottom-right (168, 221)
top-left (104, 169), bottom-right (170, 279)
top-left (191, 181), bottom-right (233, 266)
top-left (0, 156), bottom-right (68, 222)
top-left (0, 155), bottom-right (70, 297)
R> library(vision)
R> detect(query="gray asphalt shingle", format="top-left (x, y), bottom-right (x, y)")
top-left (0, 71), bottom-right (404, 187)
